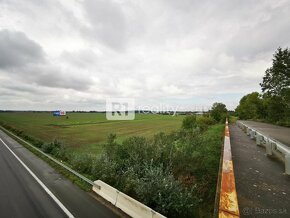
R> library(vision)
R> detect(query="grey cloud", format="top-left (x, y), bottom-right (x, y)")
top-left (34, 71), bottom-right (93, 91)
top-left (0, 78), bottom-right (51, 95)
top-left (225, 1), bottom-right (290, 58)
top-left (12, 64), bottom-right (94, 91)
top-left (60, 49), bottom-right (99, 68)
top-left (0, 30), bottom-right (44, 69)
top-left (1, 61), bottom-right (94, 91)
top-left (82, 0), bottom-right (127, 51)
top-left (0, 30), bottom-right (93, 91)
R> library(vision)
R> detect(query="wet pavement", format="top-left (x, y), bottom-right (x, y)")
top-left (230, 123), bottom-right (290, 218)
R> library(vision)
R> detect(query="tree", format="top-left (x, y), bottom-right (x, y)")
top-left (260, 47), bottom-right (290, 101)
top-left (210, 102), bottom-right (227, 123)
top-left (235, 92), bottom-right (264, 120)
top-left (260, 47), bottom-right (290, 123)
top-left (263, 95), bottom-right (287, 122)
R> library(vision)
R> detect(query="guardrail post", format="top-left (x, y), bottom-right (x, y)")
top-left (250, 130), bottom-right (255, 140)
top-left (242, 125), bottom-right (246, 133)
top-left (256, 134), bottom-right (262, 145)
top-left (246, 127), bottom-right (251, 136)
top-left (266, 140), bottom-right (273, 156)
top-left (285, 155), bottom-right (290, 175)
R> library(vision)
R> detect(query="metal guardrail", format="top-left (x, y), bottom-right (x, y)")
top-left (237, 121), bottom-right (290, 175)
top-left (218, 119), bottom-right (240, 218)
top-left (0, 126), bottom-right (100, 189)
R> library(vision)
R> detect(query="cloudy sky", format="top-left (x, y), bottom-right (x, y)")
top-left (0, 0), bottom-right (289, 111)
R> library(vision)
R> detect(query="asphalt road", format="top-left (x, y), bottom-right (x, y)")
top-left (240, 120), bottom-right (290, 146)
top-left (0, 130), bottom-right (118, 218)
top-left (230, 124), bottom-right (290, 218)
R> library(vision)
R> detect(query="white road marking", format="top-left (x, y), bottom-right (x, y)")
top-left (0, 138), bottom-right (75, 218)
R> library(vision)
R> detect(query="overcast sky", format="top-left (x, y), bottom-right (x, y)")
top-left (0, 0), bottom-right (289, 111)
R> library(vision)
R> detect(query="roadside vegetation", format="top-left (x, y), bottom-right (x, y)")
top-left (235, 47), bottom-right (290, 127)
top-left (0, 103), bottom-right (227, 217)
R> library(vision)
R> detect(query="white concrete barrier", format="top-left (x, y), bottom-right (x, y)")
top-left (116, 191), bottom-right (157, 218)
top-left (237, 121), bottom-right (290, 175)
top-left (92, 180), bottom-right (118, 205)
top-left (93, 180), bottom-right (166, 218)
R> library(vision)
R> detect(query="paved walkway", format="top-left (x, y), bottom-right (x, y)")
top-left (230, 123), bottom-right (290, 218)
top-left (240, 121), bottom-right (290, 146)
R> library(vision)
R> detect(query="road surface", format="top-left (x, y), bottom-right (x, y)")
top-left (230, 123), bottom-right (290, 217)
top-left (0, 129), bottom-right (118, 218)
top-left (240, 120), bottom-right (290, 146)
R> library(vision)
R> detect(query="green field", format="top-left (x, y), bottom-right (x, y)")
top-left (0, 112), bottom-right (184, 154)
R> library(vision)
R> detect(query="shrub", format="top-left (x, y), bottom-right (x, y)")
top-left (53, 143), bottom-right (68, 161)
top-left (41, 142), bottom-right (55, 154)
top-left (196, 116), bottom-right (216, 131)
top-left (91, 154), bottom-right (119, 185)
top-left (70, 153), bottom-right (94, 174)
top-left (182, 115), bottom-right (197, 130)
top-left (134, 164), bottom-right (199, 218)
top-left (41, 139), bottom-right (67, 160)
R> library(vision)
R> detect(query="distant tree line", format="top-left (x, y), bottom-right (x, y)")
top-left (235, 47), bottom-right (290, 126)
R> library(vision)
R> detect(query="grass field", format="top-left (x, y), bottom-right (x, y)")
top-left (0, 112), bottom-right (184, 154)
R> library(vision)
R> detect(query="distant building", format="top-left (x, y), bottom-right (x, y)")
top-left (53, 110), bottom-right (66, 116)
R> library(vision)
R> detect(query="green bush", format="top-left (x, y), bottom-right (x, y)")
top-left (134, 163), bottom-right (199, 218)
top-left (41, 139), bottom-right (68, 160)
top-left (41, 142), bottom-right (55, 154)
top-left (70, 153), bottom-right (94, 174)
top-left (53, 143), bottom-right (68, 161)
top-left (182, 115), bottom-right (197, 130)
top-left (196, 116), bottom-right (216, 131)
top-left (91, 154), bottom-right (123, 187)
